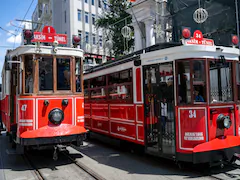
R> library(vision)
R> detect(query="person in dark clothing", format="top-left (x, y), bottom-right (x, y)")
top-left (194, 89), bottom-right (204, 102)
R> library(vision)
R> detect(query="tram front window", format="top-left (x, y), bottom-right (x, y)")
top-left (209, 60), bottom-right (233, 103)
top-left (57, 58), bottom-right (71, 90)
top-left (176, 60), bottom-right (206, 105)
top-left (39, 57), bottom-right (53, 91)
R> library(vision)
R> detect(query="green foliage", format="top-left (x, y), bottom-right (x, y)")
top-left (95, 0), bottom-right (134, 58)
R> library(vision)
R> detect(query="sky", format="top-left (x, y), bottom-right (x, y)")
top-left (0, 0), bottom-right (37, 82)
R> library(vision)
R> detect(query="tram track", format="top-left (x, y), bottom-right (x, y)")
top-left (22, 153), bottom-right (45, 180)
top-left (61, 150), bottom-right (107, 180)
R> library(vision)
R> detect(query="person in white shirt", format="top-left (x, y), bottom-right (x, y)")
top-left (161, 98), bottom-right (168, 134)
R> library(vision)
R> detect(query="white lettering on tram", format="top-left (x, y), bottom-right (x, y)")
top-left (54, 36), bottom-right (66, 42)
top-left (184, 132), bottom-right (204, 141)
top-left (117, 126), bottom-right (127, 132)
top-left (34, 34), bottom-right (46, 41)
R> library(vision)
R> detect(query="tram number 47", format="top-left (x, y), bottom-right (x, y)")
top-left (21, 104), bottom-right (27, 111)
top-left (189, 110), bottom-right (196, 118)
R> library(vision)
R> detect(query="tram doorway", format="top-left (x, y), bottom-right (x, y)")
top-left (143, 63), bottom-right (175, 156)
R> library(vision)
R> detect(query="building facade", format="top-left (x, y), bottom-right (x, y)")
top-left (32, 0), bottom-right (111, 64)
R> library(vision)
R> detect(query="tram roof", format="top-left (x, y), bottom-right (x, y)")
top-left (5, 45), bottom-right (84, 59)
top-left (84, 42), bottom-right (240, 75)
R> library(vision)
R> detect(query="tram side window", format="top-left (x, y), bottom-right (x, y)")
top-left (57, 58), bottom-right (71, 90)
top-left (177, 61), bottom-right (191, 104)
top-left (159, 63), bottom-right (174, 103)
top-left (193, 60), bottom-right (206, 103)
top-left (108, 69), bottom-right (132, 100)
top-left (84, 80), bottom-right (89, 99)
top-left (25, 55), bottom-right (33, 93)
top-left (75, 58), bottom-right (81, 92)
top-left (90, 75), bottom-right (106, 100)
top-left (39, 57), bottom-right (53, 91)
top-left (209, 60), bottom-right (233, 103)
top-left (237, 63), bottom-right (240, 100)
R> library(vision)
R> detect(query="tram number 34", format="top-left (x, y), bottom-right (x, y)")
top-left (189, 110), bottom-right (196, 118)
top-left (21, 104), bottom-right (27, 111)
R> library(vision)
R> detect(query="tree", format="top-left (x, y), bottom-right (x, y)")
top-left (95, 0), bottom-right (134, 58)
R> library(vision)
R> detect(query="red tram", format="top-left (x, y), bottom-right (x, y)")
top-left (0, 26), bottom-right (86, 158)
top-left (84, 30), bottom-right (240, 166)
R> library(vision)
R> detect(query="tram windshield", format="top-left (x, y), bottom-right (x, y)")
top-left (209, 60), bottom-right (233, 103)
top-left (23, 55), bottom-right (82, 94)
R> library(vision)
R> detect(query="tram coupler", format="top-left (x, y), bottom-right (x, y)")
top-left (53, 146), bottom-right (58, 161)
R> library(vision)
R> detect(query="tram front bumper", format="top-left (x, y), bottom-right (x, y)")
top-left (192, 136), bottom-right (240, 164)
top-left (19, 124), bottom-right (87, 146)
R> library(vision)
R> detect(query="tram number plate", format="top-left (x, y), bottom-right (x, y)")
top-left (21, 104), bottom-right (27, 111)
top-left (189, 110), bottom-right (196, 118)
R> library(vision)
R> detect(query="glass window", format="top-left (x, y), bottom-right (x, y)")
top-left (78, 10), bottom-right (81, 21)
top-left (86, 32), bottom-right (89, 43)
top-left (99, 35), bottom-right (102, 47)
top-left (64, 11), bottom-right (66, 23)
top-left (108, 69), bottom-right (132, 100)
top-left (85, 0), bottom-right (88, 3)
top-left (177, 61), bottom-right (191, 104)
top-left (193, 60), bottom-right (206, 103)
top-left (85, 12), bottom-right (89, 23)
top-left (90, 76), bottom-right (106, 100)
top-left (92, 34), bottom-right (96, 44)
top-left (92, 14), bottom-right (95, 25)
top-left (210, 60), bottom-right (233, 103)
top-left (91, 0), bottom-right (94, 5)
top-left (98, 0), bottom-right (101, 7)
top-left (159, 63), bottom-right (174, 102)
top-left (39, 57), bottom-right (53, 91)
top-left (75, 58), bottom-right (81, 92)
top-left (57, 58), bottom-right (71, 90)
top-left (25, 55), bottom-right (33, 93)
top-left (84, 80), bottom-right (89, 99)
top-left (237, 63), bottom-right (240, 100)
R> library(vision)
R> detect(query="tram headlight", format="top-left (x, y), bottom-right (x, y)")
top-left (223, 116), bottom-right (231, 129)
top-left (48, 108), bottom-right (64, 125)
top-left (217, 114), bottom-right (232, 129)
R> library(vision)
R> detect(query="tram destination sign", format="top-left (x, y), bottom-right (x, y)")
top-left (184, 38), bottom-right (214, 46)
top-left (183, 30), bottom-right (214, 46)
top-left (32, 26), bottom-right (67, 44)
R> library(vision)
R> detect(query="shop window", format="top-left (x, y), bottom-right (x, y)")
top-left (39, 57), bottom-right (53, 91)
top-left (57, 58), bottom-right (71, 90)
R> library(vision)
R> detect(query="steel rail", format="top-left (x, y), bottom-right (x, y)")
top-left (22, 153), bottom-right (45, 180)
top-left (62, 151), bottom-right (107, 180)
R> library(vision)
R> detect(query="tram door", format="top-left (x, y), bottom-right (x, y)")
top-left (143, 63), bottom-right (175, 156)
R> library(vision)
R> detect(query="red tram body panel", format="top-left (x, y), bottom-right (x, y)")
top-left (0, 26), bottom-right (86, 152)
top-left (84, 32), bottom-right (240, 165)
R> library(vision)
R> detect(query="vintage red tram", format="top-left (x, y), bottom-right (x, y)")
top-left (84, 31), bottom-right (240, 166)
top-left (0, 26), bottom-right (86, 158)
